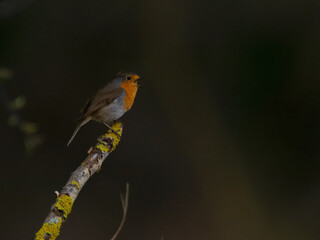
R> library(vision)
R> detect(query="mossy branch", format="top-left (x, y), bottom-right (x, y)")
top-left (35, 122), bottom-right (123, 240)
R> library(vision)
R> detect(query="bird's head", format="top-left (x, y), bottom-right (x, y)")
top-left (117, 72), bottom-right (141, 86)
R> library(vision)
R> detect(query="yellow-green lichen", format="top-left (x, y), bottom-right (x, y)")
top-left (54, 194), bottom-right (73, 219)
top-left (71, 181), bottom-right (80, 189)
top-left (96, 143), bottom-right (110, 152)
top-left (35, 218), bottom-right (62, 240)
top-left (96, 122), bottom-right (122, 153)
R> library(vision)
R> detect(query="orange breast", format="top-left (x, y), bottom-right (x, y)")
top-left (121, 81), bottom-right (138, 110)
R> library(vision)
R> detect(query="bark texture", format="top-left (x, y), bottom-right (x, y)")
top-left (35, 122), bottom-right (123, 240)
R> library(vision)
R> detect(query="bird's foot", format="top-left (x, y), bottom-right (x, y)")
top-left (103, 122), bottom-right (121, 138)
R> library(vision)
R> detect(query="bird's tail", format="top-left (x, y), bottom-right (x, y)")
top-left (67, 118), bottom-right (90, 147)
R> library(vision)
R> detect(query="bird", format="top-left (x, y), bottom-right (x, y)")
top-left (67, 72), bottom-right (141, 146)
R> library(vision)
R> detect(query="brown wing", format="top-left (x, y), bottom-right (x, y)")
top-left (78, 87), bottom-right (124, 121)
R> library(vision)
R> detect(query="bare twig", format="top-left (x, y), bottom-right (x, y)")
top-left (35, 122), bottom-right (123, 240)
top-left (111, 182), bottom-right (130, 240)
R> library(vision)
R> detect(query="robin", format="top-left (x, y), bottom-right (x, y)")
top-left (67, 72), bottom-right (141, 146)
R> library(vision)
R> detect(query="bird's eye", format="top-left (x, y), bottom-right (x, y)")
top-left (126, 76), bottom-right (131, 80)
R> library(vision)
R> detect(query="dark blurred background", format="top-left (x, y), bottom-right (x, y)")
top-left (1, 0), bottom-right (320, 239)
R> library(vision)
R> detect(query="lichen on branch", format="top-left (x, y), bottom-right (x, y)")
top-left (35, 122), bottom-right (123, 240)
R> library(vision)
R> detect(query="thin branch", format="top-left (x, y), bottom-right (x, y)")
top-left (35, 122), bottom-right (123, 240)
top-left (111, 182), bottom-right (130, 240)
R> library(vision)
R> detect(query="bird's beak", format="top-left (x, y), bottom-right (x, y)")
top-left (136, 77), bottom-right (142, 88)
top-left (136, 77), bottom-right (143, 82)
top-left (135, 76), bottom-right (143, 85)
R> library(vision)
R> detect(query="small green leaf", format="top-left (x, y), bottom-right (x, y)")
top-left (21, 122), bottom-right (38, 134)
top-left (7, 115), bottom-right (19, 126)
top-left (8, 95), bottom-right (26, 110)
top-left (25, 134), bottom-right (43, 155)
top-left (0, 68), bottom-right (13, 81)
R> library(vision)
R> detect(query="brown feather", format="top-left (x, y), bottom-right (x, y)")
top-left (78, 87), bottom-right (124, 121)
